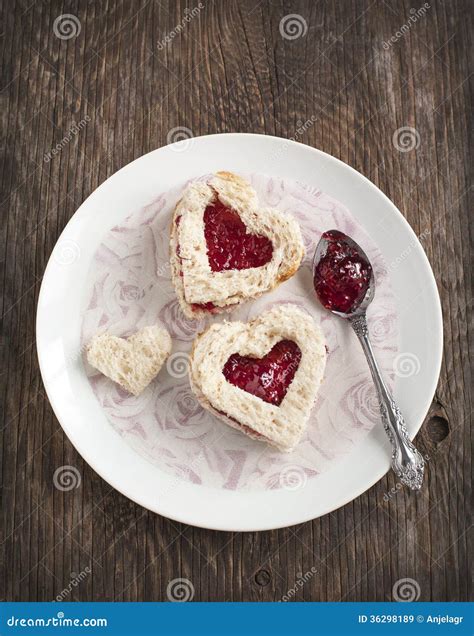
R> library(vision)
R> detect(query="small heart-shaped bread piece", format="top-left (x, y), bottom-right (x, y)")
top-left (87, 325), bottom-right (172, 396)
top-left (189, 305), bottom-right (326, 452)
top-left (170, 172), bottom-right (304, 319)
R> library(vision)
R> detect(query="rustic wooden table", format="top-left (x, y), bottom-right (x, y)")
top-left (1, 0), bottom-right (472, 602)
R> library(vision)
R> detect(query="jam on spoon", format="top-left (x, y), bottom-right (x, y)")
top-left (204, 198), bottom-right (273, 271)
top-left (313, 229), bottom-right (372, 314)
top-left (222, 340), bottom-right (301, 406)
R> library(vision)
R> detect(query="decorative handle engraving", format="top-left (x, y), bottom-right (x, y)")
top-left (349, 314), bottom-right (424, 490)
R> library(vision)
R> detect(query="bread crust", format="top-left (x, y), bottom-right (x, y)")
top-left (188, 304), bottom-right (326, 452)
top-left (169, 172), bottom-right (304, 320)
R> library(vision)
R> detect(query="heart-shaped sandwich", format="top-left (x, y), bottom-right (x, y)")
top-left (189, 305), bottom-right (326, 452)
top-left (170, 171), bottom-right (304, 319)
top-left (87, 325), bottom-right (172, 396)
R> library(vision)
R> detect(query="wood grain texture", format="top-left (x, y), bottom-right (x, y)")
top-left (0, 0), bottom-right (472, 602)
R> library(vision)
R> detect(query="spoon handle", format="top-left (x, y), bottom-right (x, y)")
top-left (349, 314), bottom-right (425, 490)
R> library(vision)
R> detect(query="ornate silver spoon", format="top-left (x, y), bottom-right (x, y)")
top-left (313, 230), bottom-right (424, 490)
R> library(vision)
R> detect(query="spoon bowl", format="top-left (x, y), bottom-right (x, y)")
top-left (313, 230), bottom-right (375, 316)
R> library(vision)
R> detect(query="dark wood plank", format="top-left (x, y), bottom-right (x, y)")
top-left (0, 0), bottom-right (471, 602)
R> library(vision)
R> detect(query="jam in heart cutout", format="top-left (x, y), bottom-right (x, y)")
top-left (204, 198), bottom-right (273, 271)
top-left (222, 340), bottom-right (302, 406)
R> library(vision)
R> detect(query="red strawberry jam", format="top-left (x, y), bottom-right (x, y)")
top-left (222, 340), bottom-right (301, 406)
top-left (314, 230), bottom-right (372, 314)
top-left (204, 198), bottom-right (273, 271)
top-left (191, 301), bottom-right (216, 312)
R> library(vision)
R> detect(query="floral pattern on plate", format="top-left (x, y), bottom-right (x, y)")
top-left (81, 174), bottom-right (398, 491)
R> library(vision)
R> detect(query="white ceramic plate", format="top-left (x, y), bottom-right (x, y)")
top-left (36, 133), bottom-right (442, 531)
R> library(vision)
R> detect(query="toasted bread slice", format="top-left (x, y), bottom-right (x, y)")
top-left (170, 172), bottom-right (304, 320)
top-left (189, 305), bottom-right (326, 452)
